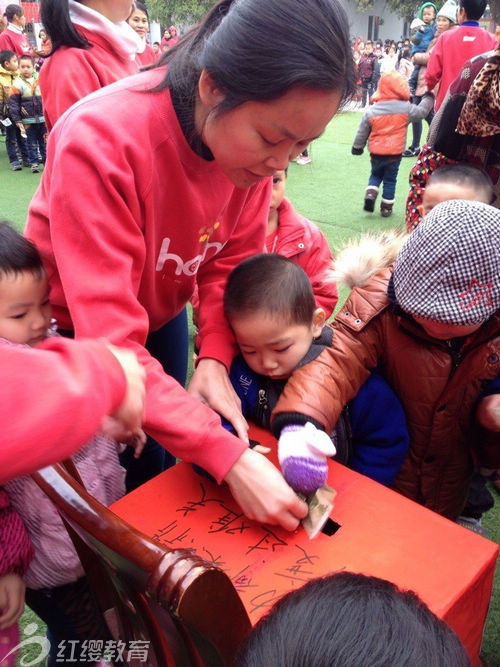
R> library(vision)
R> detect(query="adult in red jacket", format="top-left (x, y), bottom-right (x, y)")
top-left (425, 0), bottom-right (497, 110)
top-left (127, 1), bottom-right (157, 68)
top-left (0, 4), bottom-right (32, 57)
top-left (0, 337), bottom-right (145, 484)
top-left (39, 0), bottom-right (141, 132)
top-left (25, 0), bottom-right (356, 531)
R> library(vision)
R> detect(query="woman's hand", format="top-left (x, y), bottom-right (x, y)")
top-left (188, 358), bottom-right (249, 442)
top-left (224, 448), bottom-right (308, 531)
top-left (105, 344), bottom-right (146, 434)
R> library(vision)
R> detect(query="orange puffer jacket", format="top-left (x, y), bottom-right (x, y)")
top-left (352, 71), bottom-right (433, 156)
top-left (272, 267), bottom-right (500, 519)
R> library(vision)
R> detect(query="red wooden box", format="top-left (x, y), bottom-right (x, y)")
top-left (111, 425), bottom-right (498, 665)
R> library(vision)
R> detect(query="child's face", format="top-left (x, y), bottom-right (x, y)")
top-left (270, 170), bottom-right (287, 215)
top-left (364, 43), bottom-right (373, 54)
top-left (422, 6), bottom-right (436, 23)
top-left (0, 271), bottom-right (51, 346)
top-left (3, 55), bottom-right (18, 71)
top-left (230, 309), bottom-right (324, 379)
top-left (19, 59), bottom-right (34, 78)
top-left (412, 315), bottom-right (481, 340)
top-left (420, 183), bottom-right (486, 217)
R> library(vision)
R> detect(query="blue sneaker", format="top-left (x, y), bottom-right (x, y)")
top-left (10, 161), bottom-right (22, 171)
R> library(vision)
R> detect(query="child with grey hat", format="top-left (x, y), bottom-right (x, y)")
top-left (271, 199), bottom-right (499, 522)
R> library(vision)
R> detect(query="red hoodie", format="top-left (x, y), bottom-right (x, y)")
top-left (26, 68), bottom-right (271, 482)
top-left (39, 25), bottom-right (138, 131)
top-left (271, 198), bottom-right (337, 318)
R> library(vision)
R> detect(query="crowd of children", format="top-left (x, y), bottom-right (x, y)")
top-left (0, 0), bottom-right (499, 663)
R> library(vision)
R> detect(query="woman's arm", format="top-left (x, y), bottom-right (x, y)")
top-left (0, 337), bottom-right (144, 483)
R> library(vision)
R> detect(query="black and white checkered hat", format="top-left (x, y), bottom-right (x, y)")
top-left (393, 200), bottom-right (500, 325)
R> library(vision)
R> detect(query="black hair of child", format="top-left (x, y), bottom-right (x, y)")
top-left (0, 222), bottom-right (44, 279)
top-left (18, 54), bottom-right (34, 65)
top-left (236, 572), bottom-right (471, 667)
top-left (224, 254), bottom-right (315, 327)
top-left (0, 49), bottom-right (16, 67)
top-left (428, 163), bottom-right (494, 204)
top-left (4, 3), bottom-right (23, 22)
top-left (459, 0), bottom-right (488, 20)
top-left (156, 0), bottom-right (356, 115)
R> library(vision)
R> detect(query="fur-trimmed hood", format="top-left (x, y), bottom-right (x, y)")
top-left (329, 230), bottom-right (407, 289)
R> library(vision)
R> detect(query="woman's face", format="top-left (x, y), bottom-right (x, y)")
top-left (128, 8), bottom-right (149, 37)
top-left (198, 80), bottom-right (342, 189)
top-left (436, 16), bottom-right (452, 34)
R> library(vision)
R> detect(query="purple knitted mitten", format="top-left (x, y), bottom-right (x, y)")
top-left (278, 423), bottom-right (336, 495)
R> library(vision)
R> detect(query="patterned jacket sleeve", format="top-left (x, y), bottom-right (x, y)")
top-left (0, 488), bottom-right (33, 576)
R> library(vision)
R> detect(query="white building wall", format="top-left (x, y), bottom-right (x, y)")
top-left (340, 0), bottom-right (408, 42)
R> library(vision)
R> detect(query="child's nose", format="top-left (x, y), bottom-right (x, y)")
top-left (261, 354), bottom-right (278, 371)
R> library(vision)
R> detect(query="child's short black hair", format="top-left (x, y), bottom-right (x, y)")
top-left (0, 222), bottom-right (45, 280)
top-left (237, 572), bottom-right (470, 666)
top-left (428, 164), bottom-right (493, 204)
top-left (18, 54), bottom-right (34, 65)
top-left (224, 254), bottom-right (315, 327)
top-left (0, 49), bottom-right (16, 67)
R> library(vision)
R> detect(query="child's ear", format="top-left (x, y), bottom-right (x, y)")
top-left (198, 69), bottom-right (226, 110)
top-left (312, 308), bottom-right (326, 337)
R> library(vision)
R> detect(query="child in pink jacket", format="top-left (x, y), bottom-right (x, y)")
top-left (0, 222), bottom-right (136, 666)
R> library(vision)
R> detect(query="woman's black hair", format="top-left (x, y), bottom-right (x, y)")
top-left (236, 572), bottom-right (471, 667)
top-left (157, 0), bottom-right (356, 115)
top-left (40, 0), bottom-right (90, 53)
top-left (130, 1), bottom-right (149, 21)
top-left (5, 4), bottom-right (23, 22)
top-left (0, 222), bottom-right (44, 280)
top-left (224, 254), bottom-right (315, 327)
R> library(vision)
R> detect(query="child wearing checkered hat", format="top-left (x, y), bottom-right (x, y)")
top-left (271, 200), bottom-right (499, 522)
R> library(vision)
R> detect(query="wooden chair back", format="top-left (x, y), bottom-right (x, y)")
top-left (31, 463), bottom-right (252, 666)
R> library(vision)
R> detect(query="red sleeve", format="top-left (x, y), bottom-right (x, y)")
top-left (297, 220), bottom-right (337, 319)
top-left (40, 50), bottom-right (102, 131)
top-left (196, 178), bottom-right (271, 369)
top-left (424, 34), bottom-right (443, 91)
top-left (0, 31), bottom-right (14, 52)
top-left (0, 338), bottom-right (126, 484)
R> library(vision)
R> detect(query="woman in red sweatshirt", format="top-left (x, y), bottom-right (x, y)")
top-left (39, 0), bottom-right (140, 132)
top-left (26, 0), bottom-right (355, 531)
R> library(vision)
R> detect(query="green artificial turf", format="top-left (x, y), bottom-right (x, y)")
top-left (1, 111), bottom-right (498, 666)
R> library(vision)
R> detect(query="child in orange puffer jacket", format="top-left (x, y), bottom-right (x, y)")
top-left (351, 70), bottom-right (434, 217)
